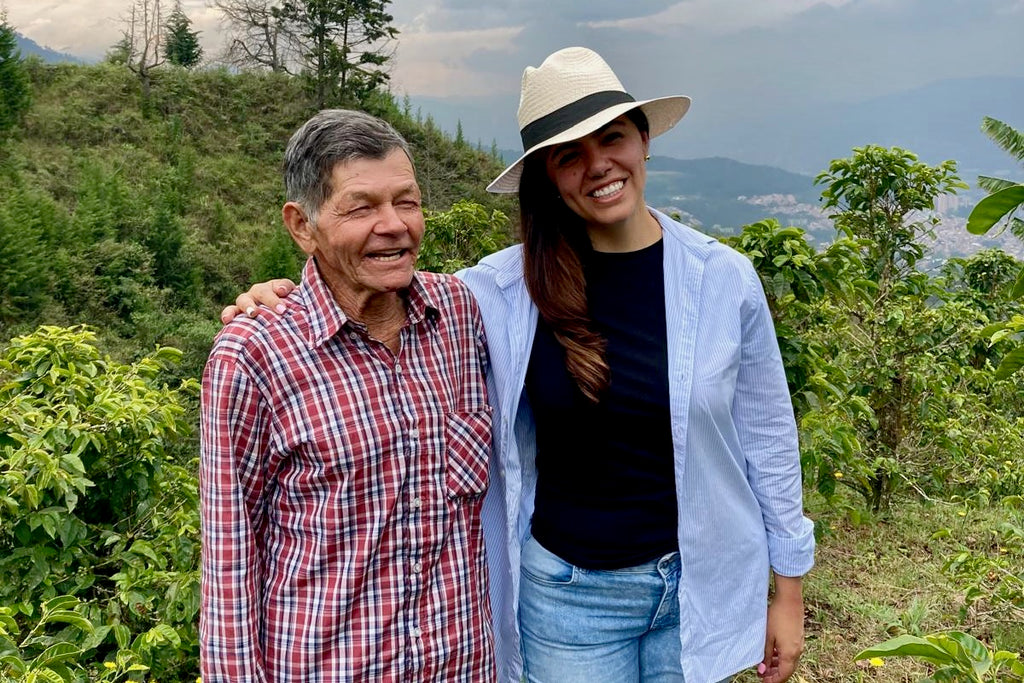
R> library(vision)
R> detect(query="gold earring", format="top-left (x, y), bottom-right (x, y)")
top-left (644, 154), bottom-right (651, 161)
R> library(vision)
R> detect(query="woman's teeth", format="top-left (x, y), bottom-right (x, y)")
top-left (591, 180), bottom-right (624, 198)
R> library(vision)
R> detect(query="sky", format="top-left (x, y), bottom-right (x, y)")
top-left (3, 0), bottom-right (1023, 171)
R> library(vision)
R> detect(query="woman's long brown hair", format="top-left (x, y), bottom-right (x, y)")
top-left (519, 109), bottom-right (650, 402)
top-left (520, 154), bottom-right (607, 401)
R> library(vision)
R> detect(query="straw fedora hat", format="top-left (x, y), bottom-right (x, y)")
top-left (486, 46), bottom-right (691, 194)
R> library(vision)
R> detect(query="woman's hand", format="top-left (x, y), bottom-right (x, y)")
top-left (758, 575), bottom-right (804, 683)
top-left (219, 279), bottom-right (298, 324)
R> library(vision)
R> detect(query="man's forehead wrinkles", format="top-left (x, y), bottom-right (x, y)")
top-left (337, 181), bottom-right (419, 203)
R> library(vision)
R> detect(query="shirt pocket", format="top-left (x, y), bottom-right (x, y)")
top-left (444, 407), bottom-right (492, 499)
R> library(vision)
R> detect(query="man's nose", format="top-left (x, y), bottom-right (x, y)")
top-left (375, 203), bottom-right (407, 234)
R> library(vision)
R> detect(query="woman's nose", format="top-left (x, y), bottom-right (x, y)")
top-left (585, 149), bottom-right (612, 177)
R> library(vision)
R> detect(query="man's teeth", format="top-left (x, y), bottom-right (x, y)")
top-left (591, 180), bottom-right (624, 198)
top-left (369, 250), bottom-right (404, 262)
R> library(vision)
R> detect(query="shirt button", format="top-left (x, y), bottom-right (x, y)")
top-left (411, 627), bottom-right (422, 638)
top-left (411, 497), bottom-right (422, 509)
top-left (395, 363), bottom-right (403, 373)
top-left (412, 561), bottom-right (423, 573)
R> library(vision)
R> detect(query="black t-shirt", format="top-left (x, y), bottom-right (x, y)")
top-left (526, 239), bottom-right (678, 569)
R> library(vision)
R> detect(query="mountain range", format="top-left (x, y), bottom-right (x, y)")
top-left (411, 76), bottom-right (1024, 182)
top-left (14, 32), bottom-right (83, 64)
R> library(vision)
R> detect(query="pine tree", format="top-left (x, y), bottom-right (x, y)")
top-left (214, 0), bottom-right (398, 105)
top-left (0, 14), bottom-right (32, 142)
top-left (164, 5), bottom-right (203, 68)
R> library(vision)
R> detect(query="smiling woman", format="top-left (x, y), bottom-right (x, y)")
top-left (461, 46), bottom-right (814, 683)
top-left (541, 112), bottom-right (654, 252)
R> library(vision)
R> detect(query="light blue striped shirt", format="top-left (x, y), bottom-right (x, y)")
top-left (457, 208), bottom-right (815, 683)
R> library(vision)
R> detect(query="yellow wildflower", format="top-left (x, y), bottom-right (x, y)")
top-left (869, 657), bottom-right (885, 667)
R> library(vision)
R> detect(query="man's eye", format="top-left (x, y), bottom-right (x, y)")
top-left (347, 206), bottom-right (371, 217)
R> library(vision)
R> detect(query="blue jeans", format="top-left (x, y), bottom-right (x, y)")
top-left (519, 534), bottom-right (685, 683)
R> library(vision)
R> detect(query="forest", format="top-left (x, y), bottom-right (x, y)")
top-left (0, 3), bottom-right (1023, 681)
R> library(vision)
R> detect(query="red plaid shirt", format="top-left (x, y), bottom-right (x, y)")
top-left (200, 258), bottom-right (495, 682)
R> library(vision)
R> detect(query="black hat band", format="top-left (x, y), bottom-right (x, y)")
top-left (519, 90), bottom-right (636, 152)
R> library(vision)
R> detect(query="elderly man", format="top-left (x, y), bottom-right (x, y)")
top-left (200, 109), bottom-right (495, 682)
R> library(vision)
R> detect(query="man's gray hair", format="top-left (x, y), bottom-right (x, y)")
top-left (283, 109), bottom-right (414, 226)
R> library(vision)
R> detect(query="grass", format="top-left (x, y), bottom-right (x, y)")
top-left (733, 491), bottom-right (1024, 682)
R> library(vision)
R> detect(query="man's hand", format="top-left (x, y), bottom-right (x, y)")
top-left (758, 575), bottom-right (804, 683)
top-left (219, 279), bottom-right (298, 325)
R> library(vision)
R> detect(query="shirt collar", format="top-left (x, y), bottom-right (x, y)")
top-left (299, 257), bottom-right (440, 349)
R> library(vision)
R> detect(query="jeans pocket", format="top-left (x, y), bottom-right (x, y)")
top-left (521, 534), bottom-right (577, 585)
top-left (444, 408), bottom-right (492, 499)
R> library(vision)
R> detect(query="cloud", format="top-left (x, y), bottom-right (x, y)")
top-left (585, 0), bottom-right (856, 34)
top-left (392, 26), bottom-right (522, 97)
top-left (394, 0), bottom-right (680, 32)
top-left (4, 0), bottom-right (225, 61)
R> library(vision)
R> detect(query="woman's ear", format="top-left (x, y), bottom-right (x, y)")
top-left (283, 202), bottom-right (316, 256)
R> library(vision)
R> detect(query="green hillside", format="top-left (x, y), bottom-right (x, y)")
top-left (1, 60), bottom-right (514, 375)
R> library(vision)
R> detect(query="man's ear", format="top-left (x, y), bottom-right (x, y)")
top-left (283, 202), bottom-right (316, 255)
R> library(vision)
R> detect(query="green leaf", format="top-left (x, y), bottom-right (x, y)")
top-left (921, 665), bottom-right (966, 682)
top-left (1008, 657), bottom-right (1024, 676)
top-left (144, 623), bottom-right (181, 648)
top-left (80, 624), bottom-right (111, 651)
top-left (966, 185), bottom-right (1024, 235)
top-left (128, 540), bottom-right (160, 564)
top-left (1011, 265), bottom-right (1024, 300)
top-left (59, 453), bottom-right (86, 475)
top-left (0, 654), bottom-right (26, 674)
top-left (33, 642), bottom-right (82, 667)
top-left (980, 322), bottom-right (1008, 338)
top-left (41, 610), bottom-right (93, 633)
top-left (0, 610), bottom-right (18, 631)
top-left (113, 624), bottom-right (130, 650)
top-left (991, 329), bottom-right (1014, 344)
top-left (855, 634), bottom-right (956, 665)
top-left (941, 631), bottom-right (992, 677)
top-left (26, 669), bottom-right (65, 683)
top-left (995, 346), bottom-right (1024, 380)
top-left (40, 596), bottom-right (79, 613)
